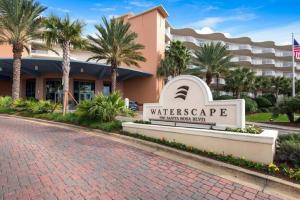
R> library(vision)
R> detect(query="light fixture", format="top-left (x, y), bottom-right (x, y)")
top-left (34, 65), bottom-right (39, 71)
top-left (80, 68), bottom-right (84, 73)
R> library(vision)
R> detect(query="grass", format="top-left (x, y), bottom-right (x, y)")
top-left (246, 112), bottom-right (289, 123)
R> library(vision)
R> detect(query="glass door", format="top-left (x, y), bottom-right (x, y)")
top-left (74, 80), bottom-right (95, 102)
top-left (26, 79), bottom-right (36, 99)
top-left (45, 79), bottom-right (63, 103)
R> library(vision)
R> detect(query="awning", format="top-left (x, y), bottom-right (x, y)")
top-left (0, 58), bottom-right (152, 81)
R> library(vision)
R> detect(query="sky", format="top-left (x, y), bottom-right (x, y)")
top-left (39, 0), bottom-right (300, 45)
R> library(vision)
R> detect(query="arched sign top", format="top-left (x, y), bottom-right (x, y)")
top-left (144, 75), bottom-right (245, 129)
top-left (159, 75), bottom-right (213, 105)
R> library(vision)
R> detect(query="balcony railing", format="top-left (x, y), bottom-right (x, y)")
top-left (262, 70), bottom-right (276, 76)
top-left (275, 51), bottom-right (293, 57)
top-left (262, 59), bottom-right (275, 65)
top-left (261, 48), bottom-right (275, 54)
top-left (31, 49), bottom-right (49, 55)
top-left (252, 59), bottom-right (262, 65)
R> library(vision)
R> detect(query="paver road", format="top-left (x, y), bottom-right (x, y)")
top-left (0, 116), bottom-right (280, 200)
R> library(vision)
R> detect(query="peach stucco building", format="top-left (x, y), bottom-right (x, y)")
top-left (0, 6), bottom-right (168, 106)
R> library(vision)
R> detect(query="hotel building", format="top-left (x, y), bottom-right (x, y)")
top-left (0, 5), bottom-right (299, 104)
top-left (169, 27), bottom-right (300, 90)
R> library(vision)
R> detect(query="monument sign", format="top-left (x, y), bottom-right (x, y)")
top-left (143, 75), bottom-right (245, 129)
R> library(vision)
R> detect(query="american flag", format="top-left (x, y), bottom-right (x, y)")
top-left (294, 39), bottom-right (300, 59)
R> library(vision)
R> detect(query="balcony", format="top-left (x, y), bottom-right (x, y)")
top-left (31, 49), bottom-right (49, 55)
top-left (252, 59), bottom-right (262, 65)
top-left (262, 59), bottom-right (275, 65)
top-left (238, 44), bottom-right (252, 50)
top-left (261, 48), bottom-right (275, 54)
top-left (227, 43), bottom-right (252, 51)
top-left (231, 56), bottom-right (252, 63)
top-left (172, 35), bottom-right (206, 46)
top-left (262, 70), bottom-right (276, 76)
top-left (165, 27), bottom-right (172, 41)
top-left (252, 47), bottom-right (275, 54)
top-left (275, 50), bottom-right (292, 57)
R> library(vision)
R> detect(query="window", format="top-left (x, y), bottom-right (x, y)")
top-left (45, 79), bottom-right (63, 103)
top-left (26, 79), bottom-right (36, 99)
top-left (102, 82), bottom-right (111, 96)
top-left (74, 80), bottom-right (95, 102)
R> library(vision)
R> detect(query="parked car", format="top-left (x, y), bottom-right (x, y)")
top-left (129, 101), bottom-right (138, 111)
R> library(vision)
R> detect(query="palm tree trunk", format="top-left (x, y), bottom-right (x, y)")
top-left (62, 41), bottom-right (71, 115)
top-left (12, 43), bottom-right (24, 100)
top-left (216, 74), bottom-right (220, 97)
top-left (111, 63), bottom-right (117, 93)
top-left (206, 71), bottom-right (212, 86)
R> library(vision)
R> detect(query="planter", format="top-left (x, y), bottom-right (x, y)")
top-left (122, 122), bottom-right (278, 164)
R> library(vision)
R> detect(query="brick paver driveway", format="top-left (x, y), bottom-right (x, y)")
top-left (0, 116), bottom-right (280, 200)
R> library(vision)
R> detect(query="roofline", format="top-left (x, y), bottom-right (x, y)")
top-left (171, 28), bottom-right (292, 50)
top-left (128, 5), bottom-right (169, 20)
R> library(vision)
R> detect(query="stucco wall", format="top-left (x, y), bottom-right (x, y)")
top-left (123, 10), bottom-right (166, 104)
top-left (123, 122), bottom-right (278, 164)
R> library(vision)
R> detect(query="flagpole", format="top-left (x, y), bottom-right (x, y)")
top-left (292, 33), bottom-right (296, 97)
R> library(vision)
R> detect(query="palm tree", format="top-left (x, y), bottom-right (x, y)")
top-left (190, 42), bottom-right (234, 96)
top-left (157, 40), bottom-right (191, 79)
top-left (271, 76), bottom-right (291, 100)
top-left (86, 17), bottom-right (146, 92)
top-left (224, 68), bottom-right (255, 98)
top-left (0, 0), bottom-right (46, 100)
top-left (251, 76), bottom-right (271, 98)
top-left (42, 15), bottom-right (85, 114)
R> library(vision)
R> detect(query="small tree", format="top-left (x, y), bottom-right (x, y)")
top-left (251, 76), bottom-right (271, 98)
top-left (273, 96), bottom-right (300, 123)
top-left (224, 68), bottom-right (255, 98)
top-left (157, 40), bottom-right (191, 79)
top-left (87, 17), bottom-right (145, 92)
top-left (0, 0), bottom-right (46, 100)
top-left (42, 15), bottom-right (86, 114)
top-left (271, 76), bottom-right (291, 100)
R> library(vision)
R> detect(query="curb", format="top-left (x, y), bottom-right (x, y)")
top-left (1, 114), bottom-right (300, 199)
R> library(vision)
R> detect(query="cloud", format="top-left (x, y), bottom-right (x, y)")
top-left (239, 21), bottom-right (300, 45)
top-left (189, 13), bottom-right (257, 28)
top-left (195, 27), bottom-right (231, 37)
top-left (90, 3), bottom-right (116, 12)
top-left (91, 7), bottom-right (116, 12)
top-left (202, 5), bottom-right (219, 12)
top-left (128, 0), bottom-right (154, 8)
top-left (49, 6), bottom-right (71, 13)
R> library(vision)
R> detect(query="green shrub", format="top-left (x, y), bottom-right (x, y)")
top-left (27, 100), bottom-right (61, 114)
top-left (226, 125), bottom-right (263, 134)
top-left (214, 95), bottom-right (234, 100)
top-left (244, 97), bottom-right (258, 113)
top-left (262, 94), bottom-right (276, 106)
top-left (12, 99), bottom-right (60, 114)
top-left (276, 133), bottom-right (300, 167)
top-left (0, 96), bottom-right (13, 108)
top-left (76, 92), bottom-right (132, 122)
top-left (13, 99), bottom-right (29, 111)
top-left (255, 96), bottom-right (272, 108)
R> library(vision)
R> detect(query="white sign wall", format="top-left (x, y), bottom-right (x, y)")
top-left (143, 75), bottom-right (245, 128)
